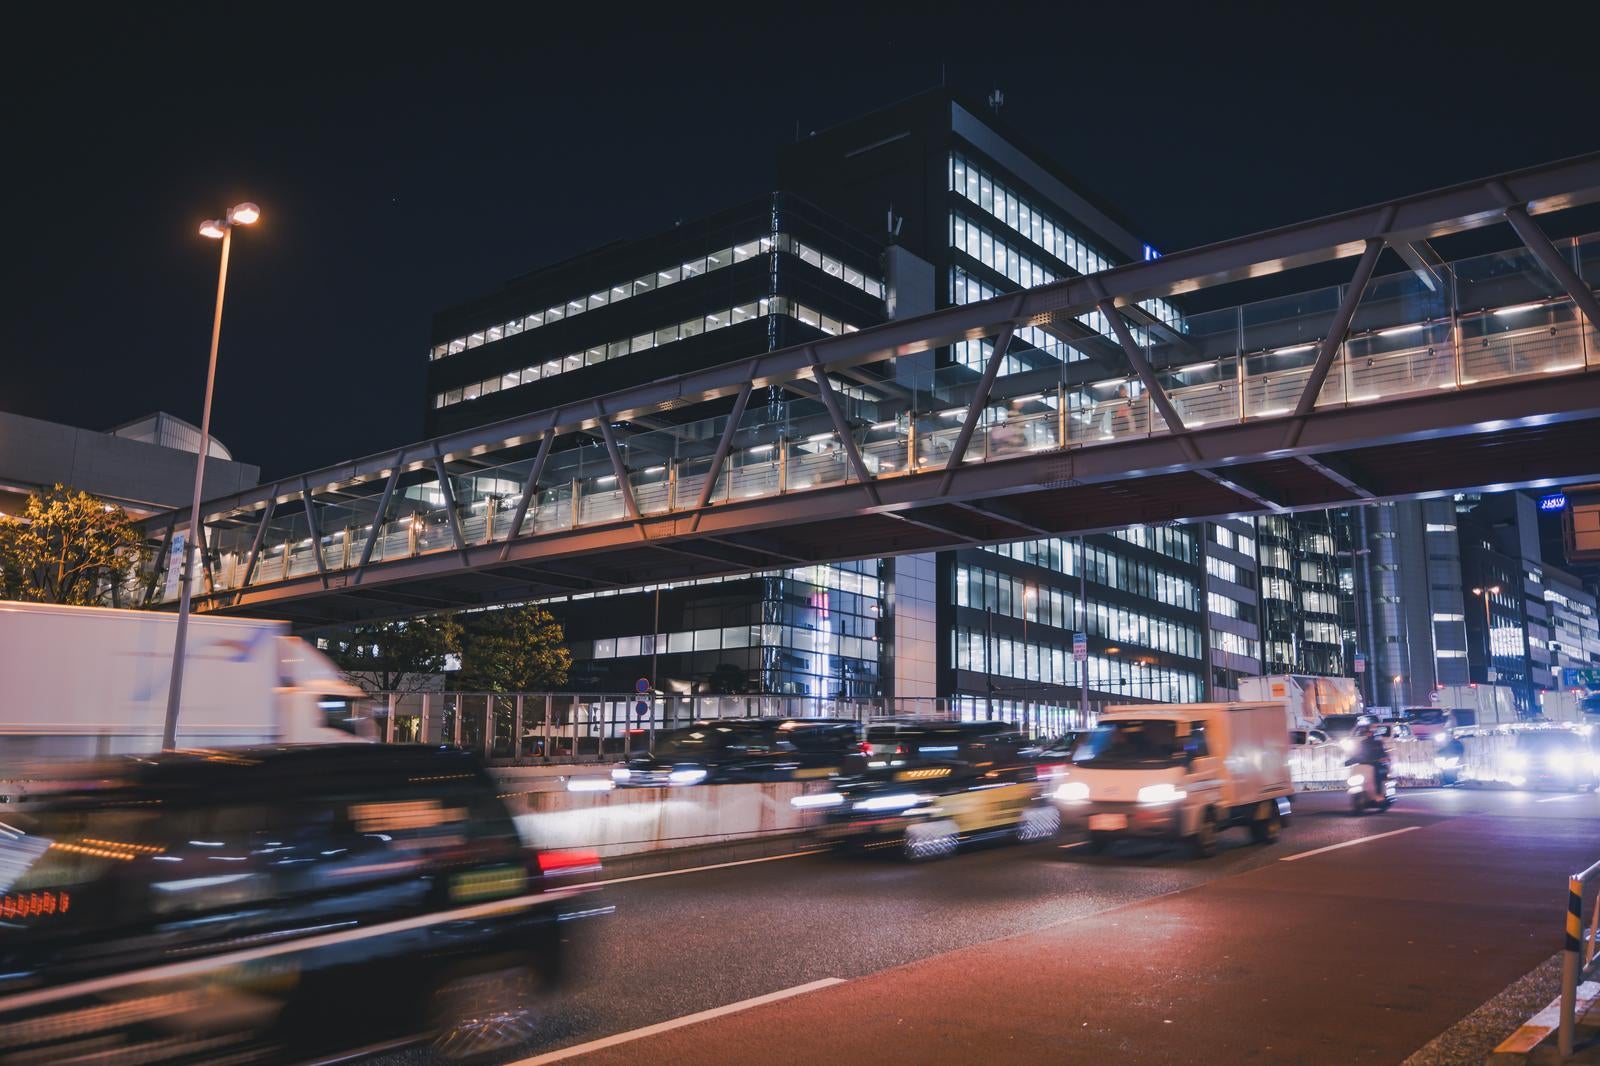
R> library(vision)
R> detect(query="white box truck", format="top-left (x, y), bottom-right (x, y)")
top-left (1050, 702), bottom-right (1293, 857)
top-left (1239, 674), bottom-right (1363, 732)
top-left (0, 601), bottom-right (368, 764)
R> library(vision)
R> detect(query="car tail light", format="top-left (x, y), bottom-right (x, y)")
top-left (894, 743), bottom-right (907, 755)
top-left (534, 848), bottom-right (602, 880)
top-left (857, 741), bottom-right (873, 755)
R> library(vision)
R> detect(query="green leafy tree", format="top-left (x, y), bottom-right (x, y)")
top-left (0, 484), bottom-right (143, 606)
top-left (457, 604), bottom-right (572, 692)
top-left (322, 613), bottom-right (464, 695)
top-left (706, 662), bottom-right (749, 695)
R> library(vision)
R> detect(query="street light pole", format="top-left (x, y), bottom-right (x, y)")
top-left (162, 202), bottom-right (260, 751)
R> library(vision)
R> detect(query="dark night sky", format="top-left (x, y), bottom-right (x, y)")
top-left (5, 4), bottom-right (1597, 480)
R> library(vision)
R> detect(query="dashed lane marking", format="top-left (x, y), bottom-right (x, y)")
top-left (509, 978), bottom-right (848, 1064)
top-left (1278, 825), bottom-right (1421, 863)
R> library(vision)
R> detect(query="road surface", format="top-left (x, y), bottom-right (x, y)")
top-left (390, 787), bottom-right (1600, 1064)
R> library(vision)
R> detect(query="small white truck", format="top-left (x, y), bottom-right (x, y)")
top-left (0, 600), bottom-right (368, 765)
top-left (1050, 702), bottom-right (1294, 857)
top-left (1238, 674), bottom-right (1362, 733)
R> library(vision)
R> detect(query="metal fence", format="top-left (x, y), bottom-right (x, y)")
top-left (365, 691), bottom-right (1107, 765)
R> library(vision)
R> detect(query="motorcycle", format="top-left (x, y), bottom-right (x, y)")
top-left (1433, 754), bottom-right (1463, 787)
top-left (1347, 762), bottom-right (1395, 813)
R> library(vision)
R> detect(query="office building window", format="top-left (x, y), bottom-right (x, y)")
top-left (434, 298), bottom-right (861, 408)
top-left (949, 152), bottom-right (1183, 331)
top-left (428, 232), bottom-right (883, 363)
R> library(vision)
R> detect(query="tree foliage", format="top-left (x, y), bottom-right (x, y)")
top-left (456, 604), bottom-right (572, 692)
top-left (0, 484), bottom-right (144, 606)
top-left (322, 613), bottom-right (464, 695)
top-left (706, 662), bottom-right (749, 695)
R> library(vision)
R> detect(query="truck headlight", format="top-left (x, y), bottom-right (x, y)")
top-left (854, 792), bottom-right (932, 812)
top-left (1136, 783), bottom-right (1187, 805)
top-left (1053, 781), bottom-right (1090, 803)
top-left (791, 792), bottom-right (844, 809)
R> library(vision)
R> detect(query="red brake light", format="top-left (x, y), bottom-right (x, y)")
top-left (894, 743), bottom-right (907, 755)
top-left (535, 848), bottom-right (602, 878)
top-left (857, 741), bottom-right (873, 755)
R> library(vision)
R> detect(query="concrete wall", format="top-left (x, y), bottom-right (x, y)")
top-left (504, 780), bottom-right (821, 858)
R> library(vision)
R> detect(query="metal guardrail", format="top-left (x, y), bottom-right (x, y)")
top-left (365, 690), bottom-right (1106, 765)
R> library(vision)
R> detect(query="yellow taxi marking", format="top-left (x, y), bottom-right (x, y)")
top-left (509, 978), bottom-right (846, 1064)
top-left (449, 865), bottom-right (527, 903)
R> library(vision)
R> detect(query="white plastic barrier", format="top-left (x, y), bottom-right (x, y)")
top-left (1290, 733), bottom-right (1519, 788)
top-left (505, 780), bottom-right (820, 858)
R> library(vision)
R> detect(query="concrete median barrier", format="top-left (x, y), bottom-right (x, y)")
top-left (501, 780), bottom-right (822, 858)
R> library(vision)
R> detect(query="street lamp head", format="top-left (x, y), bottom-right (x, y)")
top-left (198, 219), bottom-right (226, 240)
top-left (1489, 584), bottom-right (1502, 595)
top-left (227, 202), bottom-right (261, 226)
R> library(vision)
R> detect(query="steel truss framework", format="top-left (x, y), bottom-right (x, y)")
top-left (140, 153), bottom-right (1600, 627)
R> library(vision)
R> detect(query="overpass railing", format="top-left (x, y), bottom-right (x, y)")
top-left (137, 155), bottom-right (1600, 608)
top-left (167, 246), bottom-right (1600, 603)
top-left (364, 690), bottom-right (1104, 765)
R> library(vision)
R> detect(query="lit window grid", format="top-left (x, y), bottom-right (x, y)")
top-left (541, 561), bottom-right (883, 606)
top-left (953, 626), bottom-right (1202, 703)
top-left (435, 300), bottom-right (860, 409)
top-left (952, 264), bottom-right (1144, 353)
top-left (978, 532), bottom-right (1199, 591)
top-left (949, 153), bottom-right (1183, 332)
top-left (956, 563), bottom-right (1202, 659)
top-left (1210, 628), bottom-right (1260, 660)
top-left (1108, 525), bottom-right (1199, 565)
top-left (583, 625), bottom-right (880, 667)
top-left (429, 233), bottom-right (885, 362)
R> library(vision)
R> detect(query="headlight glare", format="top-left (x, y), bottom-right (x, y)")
top-left (1053, 781), bottom-right (1090, 802)
top-left (1136, 782), bottom-right (1187, 805)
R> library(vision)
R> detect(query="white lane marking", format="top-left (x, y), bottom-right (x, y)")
top-left (1058, 842), bottom-right (1088, 850)
top-left (510, 978), bottom-right (847, 1064)
top-left (567, 850), bottom-right (815, 891)
top-left (1537, 793), bottom-right (1585, 803)
top-left (1278, 825), bottom-right (1421, 863)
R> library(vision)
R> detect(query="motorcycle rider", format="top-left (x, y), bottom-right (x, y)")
top-left (1345, 727), bottom-right (1391, 801)
top-left (1436, 733), bottom-right (1466, 785)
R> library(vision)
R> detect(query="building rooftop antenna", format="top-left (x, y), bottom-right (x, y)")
top-left (988, 89), bottom-right (1004, 115)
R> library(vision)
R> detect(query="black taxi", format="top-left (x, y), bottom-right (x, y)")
top-left (0, 743), bottom-right (606, 1063)
top-left (794, 721), bottom-right (1061, 861)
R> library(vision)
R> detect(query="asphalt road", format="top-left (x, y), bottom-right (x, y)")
top-left (389, 786), bottom-right (1600, 1064)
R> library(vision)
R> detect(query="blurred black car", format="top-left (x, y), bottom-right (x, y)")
top-left (799, 722), bottom-right (1060, 861)
top-left (0, 744), bottom-right (606, 1063)
top-left (611, 718), bottom-right (863, 787)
